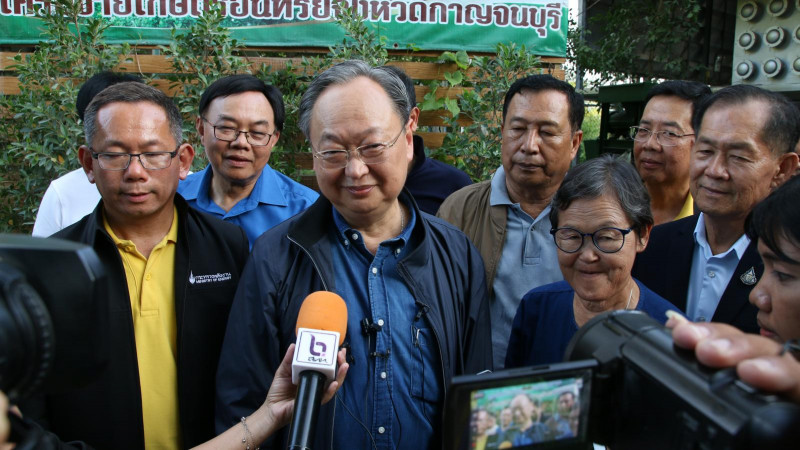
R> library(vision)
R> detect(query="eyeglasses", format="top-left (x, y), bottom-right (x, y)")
top-left (550, 227), bottom-right (633, 254)
top-left (202, 117), bottom-right (274, 146)
top-left (312, 126), bottom-right (406, 170)
top-left (629, 126), bottom-right (694, 147)
top-left (90, 146), bottom-right (179, 171)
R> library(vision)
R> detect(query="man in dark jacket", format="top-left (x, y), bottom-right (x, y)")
top-left (215, 60), bottom-right (493, 449)
top-left (633, 85), bottom-right (799, 333)
top-left (24, 82), bottom-right (250, 449)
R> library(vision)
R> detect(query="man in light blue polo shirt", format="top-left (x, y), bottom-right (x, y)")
top-left (438, 75), bottom-right (584, 368)
top-left (179, 75), bottom-right (318, 246)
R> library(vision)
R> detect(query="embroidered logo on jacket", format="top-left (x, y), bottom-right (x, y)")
top-left (189, 271), bottom-right (232, 285)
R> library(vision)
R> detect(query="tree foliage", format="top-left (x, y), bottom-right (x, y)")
top-left (1, 1), bottom-right (545, 232)
top-left (569, 0), bottom-right (705, 86)
top-left (424, 45), bottom-right (542, 182)
top-left (159, 0), bottom-right (249, 171)
top-left (0, 0), bottom-right (129, 231)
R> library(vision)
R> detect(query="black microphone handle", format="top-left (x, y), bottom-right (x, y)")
top-left (287, 370), bottom-right (327, 450)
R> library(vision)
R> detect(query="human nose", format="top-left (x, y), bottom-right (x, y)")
top-left (124, 154), bottom-right (148, 179)
top-left (520, 128), bottom-right (540, 153)
top-left (576, 236), bottom-right (600, 261)
top-left (704, 153), bottom-right (729, 179)
top-left (230, 130), bottom-right (250, 147)
top-left (749, 278), bottom-right (772, 312)
top-left (344, 151), bottom-right (369, 178)
top-left (641, 130), bottom-right (662, 150)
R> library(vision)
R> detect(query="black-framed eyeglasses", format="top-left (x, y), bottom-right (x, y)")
top-left (629, 126), bottom-right (694, 147)
top-left (550, 227), bottom-right (633, 254)
top-left (202, 117), bottom-right (274, 146)
top-left (312, 126), bottom-right (406, 170)
top-left (90, 146), bottom-right (179, 171)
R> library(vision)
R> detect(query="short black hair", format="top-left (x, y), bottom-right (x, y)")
top-left (692, 84), bottom-right (800, 156)
top-left (644, 80), bottom-right (711, 130)
top-left (503, 74), bottom-right (584, 132)
top-left (76, 72), bottom-right (143, 121)
top-left (198, 74), bottom-right (286, 132)
top-left (83, 82), bottom-right (183, 146)
top-left (379, 65), bottom-right (416, 109)
top-left (746, 175), bottom-right (800, 264)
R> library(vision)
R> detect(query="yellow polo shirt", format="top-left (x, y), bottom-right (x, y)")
top-left (675, 192), bottom-right (694, 221)
top-left (104, 209), bottom-right (181, 450)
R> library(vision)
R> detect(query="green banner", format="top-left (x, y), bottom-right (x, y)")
top-left (0, 0), bottom-right (567, 56)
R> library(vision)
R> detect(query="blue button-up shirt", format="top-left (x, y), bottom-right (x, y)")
top-left (329, 203), bottom-right (442, 449)
top-left (490, 166), bottom-right (563, 368)
top-left (178, 165), bottom-right (318, 247)
top-left (686, 213), bottom-right (751, 321)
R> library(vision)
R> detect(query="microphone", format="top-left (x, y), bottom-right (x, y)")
top-left (289, 291), bottom-right (348, 450)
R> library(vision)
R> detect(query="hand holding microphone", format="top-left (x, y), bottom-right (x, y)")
top-left (288, 291), bottom-right (349, 450)
top-left (192, 291), bottom-right (349, 450)
top-left (191, 344), bottom-right (348, 450)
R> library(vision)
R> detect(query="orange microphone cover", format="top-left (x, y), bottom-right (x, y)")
top-left (295, 291), bottom-right (348, 345)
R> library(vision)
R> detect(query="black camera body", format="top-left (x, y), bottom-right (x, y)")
top-left (445, 311), bottom-right (800, 450)
top-left (0, 234), bottom-right (109, 404)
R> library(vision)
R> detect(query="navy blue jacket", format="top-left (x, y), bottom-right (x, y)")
top-left (215, 190), bottom-right (493, 448)
top-left (24, 195), bottom-right (249, 449)
top-left (405, 135), bottom-right (472, 215)
top-left (631, 215), bottom-right (760, 333)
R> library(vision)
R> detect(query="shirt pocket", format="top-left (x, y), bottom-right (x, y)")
top-left (410, 326), bottom-right (441, 404)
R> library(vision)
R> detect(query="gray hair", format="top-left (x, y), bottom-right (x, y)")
top-left (549, 155), bottom-right (653, 236)
top-left (83, 81), bottom-right (183, 146)
top-left (297, 60), bottom-right (410, 140)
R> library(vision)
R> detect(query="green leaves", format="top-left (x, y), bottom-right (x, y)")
top-left (568, 0), bottom-right (707, 86)
top-left (440, 50), bottom-right (470, 70)
top-left (0, 0), bottom-right (125, 232)
top-left (443, 71), bottom-right (463, 86)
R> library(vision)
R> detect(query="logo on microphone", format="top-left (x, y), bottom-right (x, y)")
top-left (295, 329), bottom-right (339, 366)
top-left (309, 335), bottom-right (327, 357)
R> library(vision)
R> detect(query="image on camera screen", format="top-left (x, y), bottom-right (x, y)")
top-left (468, 376), bottom-right (582, 448)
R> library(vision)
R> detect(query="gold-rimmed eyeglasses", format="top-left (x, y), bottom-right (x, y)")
top-left (312, 126), bottom-right (406, 170)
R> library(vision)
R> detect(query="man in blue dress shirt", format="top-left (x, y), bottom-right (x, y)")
top-left (178, 75), bottom-right (318, 246)
top-left (214, 60), bottom-right (492, 449)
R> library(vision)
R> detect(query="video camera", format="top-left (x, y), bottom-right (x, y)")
top-left (0, 234), bottom-right (109, 404)
top-left (445, 310), bottom-right (800, 450)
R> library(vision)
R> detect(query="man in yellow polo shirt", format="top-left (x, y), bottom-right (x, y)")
top-left (632, 80), bottom-right (711, 225)
top-left (25, 82), bottom-right (249, 449)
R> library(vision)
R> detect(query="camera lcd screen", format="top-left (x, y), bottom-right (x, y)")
top-left (445, 360), bottom-right (596, 450)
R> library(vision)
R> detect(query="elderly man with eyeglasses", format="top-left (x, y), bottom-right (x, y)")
top-left (215, 60), bottom-right (493, 449)
top-left (631, 80), bottom-right (711, 225)
top-left (178, 74), bottom-right (318, 246)
top-left (27, 82), bottom-right (250, 449)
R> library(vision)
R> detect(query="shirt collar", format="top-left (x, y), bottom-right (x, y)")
top-left (693, 212), bottom-right (751, 260)
top-left (103, 207), bottom-right (179, 254)
top-left (490, 166), bottom-right (513, 207)
top-left (331, 200), bottom-right (416, 253)
top-left (186, 164), bottom-right (289, 208)
top-left (489, 165), bottom-right (551, 223)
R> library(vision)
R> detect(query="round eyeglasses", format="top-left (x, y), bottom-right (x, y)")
top-left (312, 126), bottom-right (405, 170)
top-left (202, 117), bottom-right (274, 146)
top-left (629, 126), bottom-right (694, 147)
top-left (550, 227), bottom-right (633, 254)
top-left (90, 147), bottom-right (179, 171)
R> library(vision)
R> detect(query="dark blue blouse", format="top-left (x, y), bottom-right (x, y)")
top-left (505, 279), bottom-right (682, 368)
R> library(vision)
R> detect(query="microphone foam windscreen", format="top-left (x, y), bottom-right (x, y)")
top-left (295, 291), bottom-right (348, 345)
